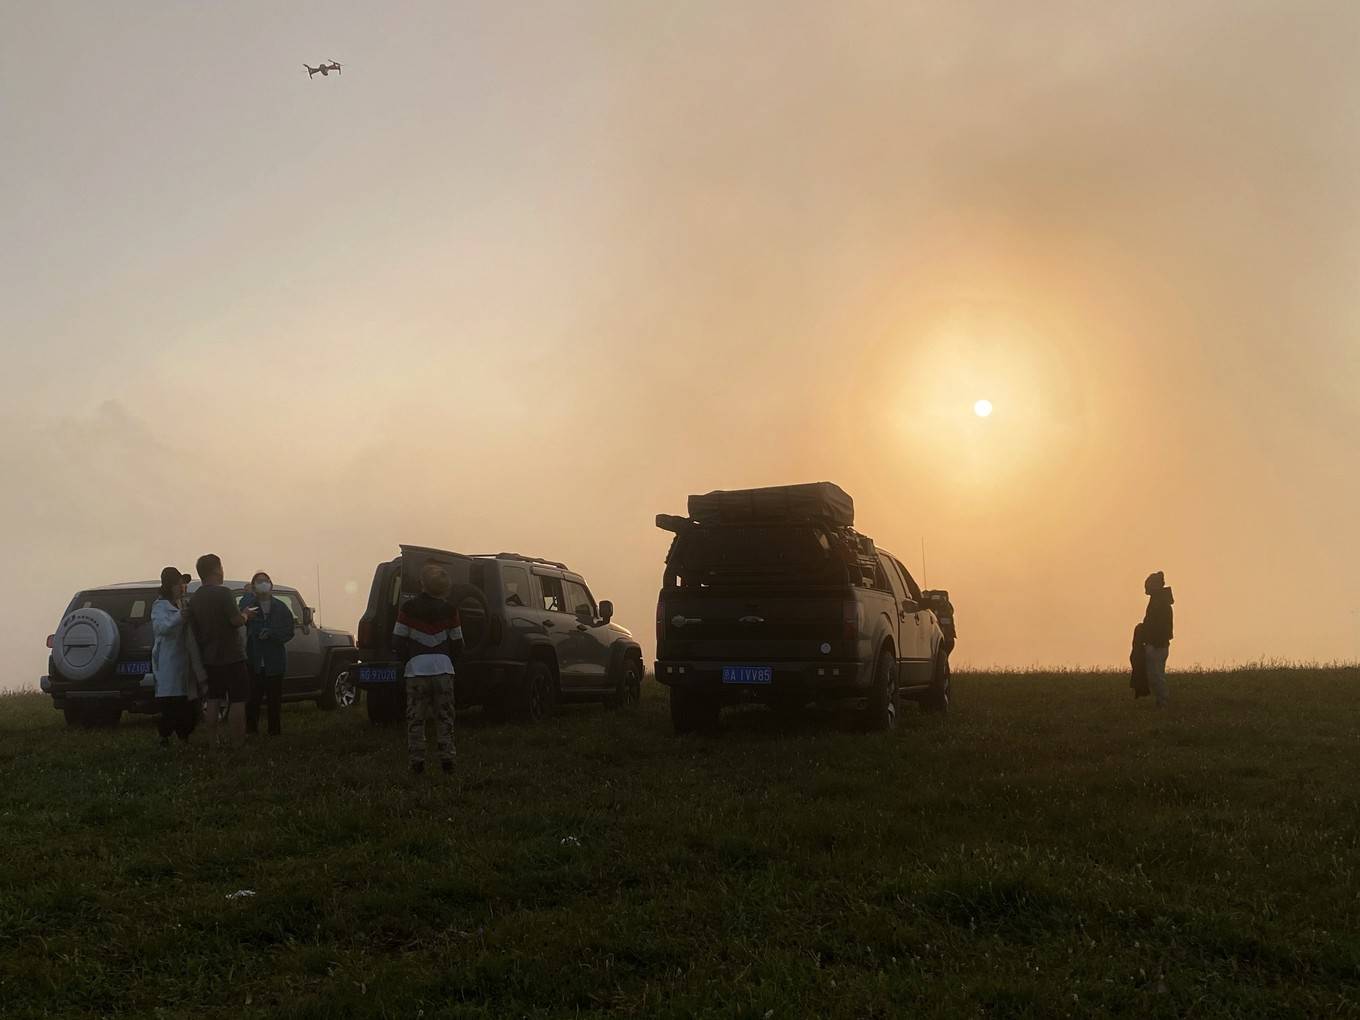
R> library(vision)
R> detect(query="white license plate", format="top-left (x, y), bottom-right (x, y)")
top-left (722, 665), bottom-right (773, 685)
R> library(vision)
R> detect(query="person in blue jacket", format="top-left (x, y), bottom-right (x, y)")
top-left (241, 571), bottom-right (295, 736)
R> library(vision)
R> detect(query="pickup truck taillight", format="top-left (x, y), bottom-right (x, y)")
top-left (842, 600), bottom-right (860, 642)
top-left (45, 634), bottom-right (54, 649)
top-left (357, 618), bottom-right (372, 650)
top-left (655, 595), bottom-right (665, 647)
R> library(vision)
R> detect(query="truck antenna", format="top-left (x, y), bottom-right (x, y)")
top-left (921, 538), bottom-right (927, 589)
top-left (315, 563), bottom-right (322, 619)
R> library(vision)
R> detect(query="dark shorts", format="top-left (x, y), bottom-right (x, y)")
top-left (204, 661), bottom-right (251, 704)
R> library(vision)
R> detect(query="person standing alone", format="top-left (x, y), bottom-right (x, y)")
top-left (242, 571), bottom-right (295, 737)
top-left (391, 563), bottom-right (463, 775)
top-left (1142, 571), bottom-right (1175, 708)
top-left (188, 554), bottom-right (257, 748)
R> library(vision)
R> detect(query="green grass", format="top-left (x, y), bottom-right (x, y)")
top-left (2, 668), bottom-right (1359, 1018)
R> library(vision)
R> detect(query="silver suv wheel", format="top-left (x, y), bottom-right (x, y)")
top-left (333, 669), bottom-right (358, 709)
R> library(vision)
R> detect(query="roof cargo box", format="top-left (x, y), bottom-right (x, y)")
top-left (687, 482), bottom-right (855, 527)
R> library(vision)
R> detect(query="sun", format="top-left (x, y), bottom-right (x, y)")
top-left (973, 398), bottom-right (993, 418)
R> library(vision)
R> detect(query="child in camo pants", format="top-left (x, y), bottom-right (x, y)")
top-left (391, 563), bottom-right (464, 774)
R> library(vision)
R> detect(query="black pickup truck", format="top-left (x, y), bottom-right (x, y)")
top-left (352, 545), bottom-right (644, 724)
top-left (654, 482), bottom-right (949, 733)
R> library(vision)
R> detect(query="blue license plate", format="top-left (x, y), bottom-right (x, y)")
top-left (359, 665), bottom-right (399, 683)
top-left (722, 665), bottom-right (773, 685)
top-left (116, 661), bottom-right (151, 677)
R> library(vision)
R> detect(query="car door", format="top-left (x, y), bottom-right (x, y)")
top-left (889, 558), bottom-right (933, 686)
top-left (561, 578), bottom-right (610, 687)
top-left (531, 570), bottom-right (578, 682)
top-left (497, 562), bottom-right (539, 651)
top-left (875, 553), bottom-right (910, 673)
top-left (273, 589), bottom-right (320, 693)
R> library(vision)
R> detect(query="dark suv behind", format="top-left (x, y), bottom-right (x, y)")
top-left (42, 581), bottom-right (358, 726)
top-left (353, 545), bottom-right (644, 724)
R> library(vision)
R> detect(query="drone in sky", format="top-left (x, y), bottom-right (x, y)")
top-left (304, 60), bottom-right (343, 78)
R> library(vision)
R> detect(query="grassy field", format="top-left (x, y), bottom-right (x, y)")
top-left (2, 668), bottom-right (1359, 1019)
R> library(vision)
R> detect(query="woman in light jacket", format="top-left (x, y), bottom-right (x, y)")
top-left (151, 566), bottom-right (203, 746)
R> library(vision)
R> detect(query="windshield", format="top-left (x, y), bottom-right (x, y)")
top-left (667, 525), bottom-right (844, 586)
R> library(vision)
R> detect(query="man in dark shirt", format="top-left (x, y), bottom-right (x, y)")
top-left (1142, 571), bottom-right (1175, 708)
top-left (188, 553), bottom-right (256, 747)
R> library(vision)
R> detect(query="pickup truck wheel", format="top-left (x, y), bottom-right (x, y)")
top-left (366, 684), bottom-right (404, 725)
top-left (922, 648), bottom-right (951, 713)
top-left (517, 660), bottom-right (557, 722)
top-left (319, 663), bottom-right (358, 711)
top-left (670, 687), bottom-right (719, 734)
top-left (605, 656), bottom-right (642, 710)
top-left (863, 650), bottom-right (898, 732)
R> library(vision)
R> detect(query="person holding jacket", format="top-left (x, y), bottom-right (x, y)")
top-left (1142, 571), bottom-right (1175, 708)
top-left (391, 563), bottom-right (464, 775)
top-left (241, 571), bottom-right (295, 736)
top-left (150, 566), bottom-right (204, 747)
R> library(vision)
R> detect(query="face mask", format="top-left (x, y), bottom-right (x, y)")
top-left (254, 581), bottom-right (272, 596)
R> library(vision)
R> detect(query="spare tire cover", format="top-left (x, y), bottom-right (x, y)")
top-left (447, 583), bottom-right (491, 656)
top-left (53, 608), bottom-right (121, 681)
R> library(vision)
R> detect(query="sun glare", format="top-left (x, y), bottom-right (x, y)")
top-left (973, 399), bottom-right (993, 418)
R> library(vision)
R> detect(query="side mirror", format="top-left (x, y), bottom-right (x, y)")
top-left (599, 600), bottom-right (614, 625)
top-left (900, 598), bottom-right (918, 613)
top-left (303, 607), bottom-right (314, 628)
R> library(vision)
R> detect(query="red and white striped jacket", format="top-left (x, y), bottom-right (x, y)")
top-left (391, 593), bottom-right (464, 678)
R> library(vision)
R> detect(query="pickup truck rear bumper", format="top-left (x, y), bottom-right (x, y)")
top-left (655, 659), bottom-right (871, 696)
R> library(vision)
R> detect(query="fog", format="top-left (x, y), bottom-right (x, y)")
top-left (3, 1), bottom-right (1358, 689)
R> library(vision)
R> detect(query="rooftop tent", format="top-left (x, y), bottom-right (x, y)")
top-left (686, 482), bottom-right (855, 527)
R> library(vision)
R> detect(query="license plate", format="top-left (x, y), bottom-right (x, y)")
top-left (116, 661), bottom-right (151, 677)
top-left (722, 665), bottom-right (773, 685)
top-left (359, 665), bottom-right (399, 683)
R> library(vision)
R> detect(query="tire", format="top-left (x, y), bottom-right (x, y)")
top-left (670, 686), bottom-right (719, 735)
top-left (605, 655), bottom-right (642, 710)
top-left (515, 659), bottom-right (557, 722)
top-left (319, 661), bottom-right (358, 711)
top-left (366, 684), bottom-right (405, 725)
top-left (447, 584), bottom-right (491, 657)
top-left (52, 609), bottom-right (120, 682)
top-left (201, 700), bottom-right (230, 725)
top-left (922, 647), bottom-right (951, 714)
top-left (862, 648), bottom-right (898, 732)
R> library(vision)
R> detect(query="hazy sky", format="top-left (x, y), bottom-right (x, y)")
top-left (4, 1), bottom-right (1359, 688)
